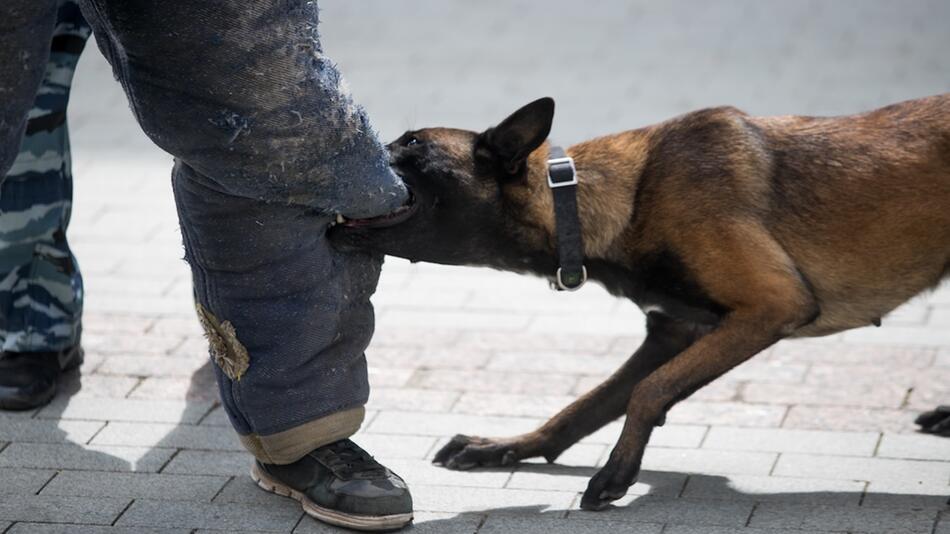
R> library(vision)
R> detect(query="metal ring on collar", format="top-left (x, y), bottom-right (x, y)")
top-left (555, 265), bottom-right (588, 291)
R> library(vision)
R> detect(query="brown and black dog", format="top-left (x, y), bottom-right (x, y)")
top-left (331, 94), bottom-right (950, 510)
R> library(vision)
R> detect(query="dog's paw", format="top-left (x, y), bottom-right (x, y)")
top-left (432, 434), bottom-right (521, 470)
top-left (579, 464), bottom-right (639, 511)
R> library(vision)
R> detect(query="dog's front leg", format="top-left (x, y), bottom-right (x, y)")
top-left (580, 299), bottom-right (815, 510)
top-left (433, 313), bottom-right (706, 470)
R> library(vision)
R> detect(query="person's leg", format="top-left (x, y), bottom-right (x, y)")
top-left (0, 0), bottom-right (90, 410)
top-left (0, 2), bottom-right (57, 178)
top-left (77, 1), bottom-right (411, 528)
top-left (171, 163), bottom-right (378, 459)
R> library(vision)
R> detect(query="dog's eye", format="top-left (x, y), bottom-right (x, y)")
top-left (405, 135), bottom-right (420, 146)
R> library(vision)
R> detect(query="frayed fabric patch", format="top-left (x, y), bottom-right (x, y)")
top-left (195, 302), bottom-right (250, 381)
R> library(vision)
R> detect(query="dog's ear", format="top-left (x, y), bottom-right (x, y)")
top-left (479, 97), bottom-right (555, 175)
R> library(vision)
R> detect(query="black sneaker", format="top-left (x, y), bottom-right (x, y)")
top-left (0, 345), bottom-right (83, 411)
top-left (916, 406), bottom-right (950, 436)
top-left (252, 439), bottom-right (413, 531)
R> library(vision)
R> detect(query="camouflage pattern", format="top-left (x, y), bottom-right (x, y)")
top-left (0, 0), bottom-right (89, 353)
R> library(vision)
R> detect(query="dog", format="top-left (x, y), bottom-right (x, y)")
top-left (330, 94), bottom-right (950, 510)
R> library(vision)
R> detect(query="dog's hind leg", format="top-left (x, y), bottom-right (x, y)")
top-left (581, 295), bottom-right (817, 509)
top-left (432, 312), bottom-right (706, 471)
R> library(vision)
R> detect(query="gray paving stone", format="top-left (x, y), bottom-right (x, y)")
top-left (7, 525), bottom-right (187, 534)
top-left (197, 406), bottom-right (232, 427)
top-left (57, 374), bottom-right (141, 399)
top-left (351, 433), bottom-right (437, 459)
top-left (128, 377), bottom-right (219, 402)
top-left (742, 381), bottom-right (907, 408)
top-left (161, 450), bottom-right (250, 476)
top-left (769, 342), bottom-right (936, 367)
top-left (366, 345), bottom-right (489, 370)
top-left (702, 427), bottom-right (879, 456)
top-left (386, 459), bottom-right (513, 488)
top-left (937, 511), bottom-right (950, 534)
top-left (667, 401), bottom-right (787, 428)
top-left (366, 387), bottom-right (460, 412)
top-left (41, 471), bottom-right (228, 501)
top-left (95, 355), bottom-right (208, 378)
top-left (518, 443), bottom-right (607, 467)
top-left (485, 351), bottom-right (631, 375)
top-left (368, 326), bottom-right (461, 349)
top-left (528, 312), bottom-right (645, 337)
top-left (0, 443), bottom-right (174, 473)
top-left (211, 476), bottom-right (290, 506)
top-left (0, 468), bottom-right (56, 495)
top-left (663, 526), bottom-right (842, 534)
top-left (367, 411), bottom-right (541, 438)
top-left (37, 397), bottom-right (212, 424)
top-left (464, 287), bottom-right (616, 315)
top-left (936, 348), bottom-right (950, 367)
top-left (782, 405), bottom-right (920, 433)
top-left (508, 466), bottom-right (686, 497)
top-left (384, 309), bottom-right (531, 331)
top-left (725, 360), bottom-right (809, 384)
top-left (641, 448), bottom-right (777, 477)
top-left (749, 502), bottom-right (938, 533)
top-left (584, 422), bottom-right (708, 449)
top-left (862, 480), bottom-right (950, 509)
top-left (0, 419), bottom-right (104, 444)
top-left (681, 474), bottom-right (865, 504)
top-left (409, 369), bottom-right (579, 395)
top-left (843, 323), bottom-right (950, 345)
top-left (149, 317), bottom-right (205, 338)
top-left (480, 516), bottom-right (663, 534)
top-left (452, 392), bottom-right (578, 418)
top-left (458, 330), bottom-right (615, 354)
top-left (116, 500), bottom-right (302, 532)
top-left (294, 512), bottom-right (484, 534)
top-left (773, 453), bottom-right (950, 485)
top-left (570, 495), bottom-right (754, 528)
top-left (0, 494), bottom-right (130, 524)
top-left (876, 432), bottom-right (950, 461)
top-left (90, 422), bottom-right (243, 451)
top-left (0, 522), bottom-right (8, 533)
top-left (644, 377), bottom-right (742, 402)
top-left (367, 367), bottom-right (414, 388)
top-left (410, 485), bottom-right (576, 514)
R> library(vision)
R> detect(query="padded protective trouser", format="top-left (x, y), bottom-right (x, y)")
top-left (1, 0), bottom-right (407, 463)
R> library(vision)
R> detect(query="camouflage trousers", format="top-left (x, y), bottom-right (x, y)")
top-left (0, 1), bottom-right (89, 353)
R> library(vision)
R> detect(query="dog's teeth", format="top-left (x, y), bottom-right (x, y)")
top-left (336, 213), bottom-right (345, 224)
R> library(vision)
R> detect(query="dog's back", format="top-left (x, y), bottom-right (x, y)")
top-left (748, 95), bottom-right (950, 335)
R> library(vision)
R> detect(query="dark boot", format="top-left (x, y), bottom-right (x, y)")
top-left (0, 345), bottom-right (83, 410)
top-left (252, 439), bottom-right (413, 531)
top-left (916, 406), bottom-right (950, 436)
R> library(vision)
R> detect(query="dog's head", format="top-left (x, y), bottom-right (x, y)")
top-left (331, 97), bottom-right (557, 273)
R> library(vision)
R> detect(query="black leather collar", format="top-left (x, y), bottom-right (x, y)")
top-left (547, 146), bottom-right (587, 291)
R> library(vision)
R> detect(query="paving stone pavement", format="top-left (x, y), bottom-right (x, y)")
top-left (2, 1), bottom-right (950, 533)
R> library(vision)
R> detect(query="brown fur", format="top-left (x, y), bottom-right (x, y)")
top-left (332, 94), bottom-right (950, 510)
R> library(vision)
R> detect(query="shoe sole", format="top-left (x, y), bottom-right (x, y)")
top-left (251, 462), bottom-right (413, 532)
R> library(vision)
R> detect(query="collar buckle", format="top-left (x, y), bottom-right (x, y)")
top-left (547, 157), bottom-right (578, 188)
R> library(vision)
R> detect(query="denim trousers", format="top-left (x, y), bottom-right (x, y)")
top-left (0, 0), bottom-right (408, 464)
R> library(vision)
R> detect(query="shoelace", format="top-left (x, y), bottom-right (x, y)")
top-left (318, 439), bottom-right (388, 479)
